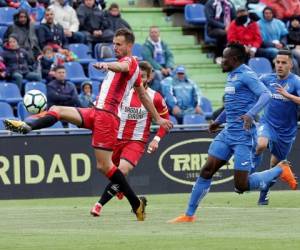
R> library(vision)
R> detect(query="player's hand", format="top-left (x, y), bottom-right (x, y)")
top-left (276, 85), bottom-right (289, 98)
top-left (240, 114), bottom-right (253, 131)
top-left (208, 121), bottom-right (220, 133)
top-left (93, 62), bottom-right (109, 71)
top-left (147, 139), bottom-right (159, 154)
top-left (156, 117), bottom-right (173, 131)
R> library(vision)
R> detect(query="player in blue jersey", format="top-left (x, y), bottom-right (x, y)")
top-left (168, 43), bottom-right (298, 223)
top-left (254, 50), bottom-right (300, 205)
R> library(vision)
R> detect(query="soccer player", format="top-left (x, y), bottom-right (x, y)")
top-left (90, 61), bottom-right (169, 216)
top-left (4, 28), bottom-right (173, 221)
top-left (168, 43), bottom-right (297, 223)
top-left (254, 50), bottom-right (300, 205)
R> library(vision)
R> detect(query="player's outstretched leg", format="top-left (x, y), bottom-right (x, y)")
top-left (3, 119), bottom-right (32, 134)
top-left (168, 177), bottom-right (211, 223)
top-left (278, 161), bottom-right (298, 189)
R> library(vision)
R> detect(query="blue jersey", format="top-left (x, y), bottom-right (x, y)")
top-left (224, 64), bottom-right (268, 142)
top-left (260, 73), bottom-right (300, 139)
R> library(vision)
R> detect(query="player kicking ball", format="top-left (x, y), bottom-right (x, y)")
top-left (168, 43), bottom-right (297, 223)
top-left (90, 61), bottom-right (169, 218)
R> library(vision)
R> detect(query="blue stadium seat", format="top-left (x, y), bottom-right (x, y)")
top-left (25, 81), bottom-right (47, 95)
top-left (0, 82), bottom-right (23, 104)
top-left (0, 118), bottom-right (6, 130)
top-left (184, 4), bottom-right (206, 25)
top-left (94, 43), bottom-right (116, 62)
top-left (68, 43), bottom-right (96, 65)
top-left (17, 102), bottom-right (31, 120)
top-left (248, 57), bottom-right (273, 76)
top-left (204, 23), bottom-right (216, 45)
top-left (88, 62), bottom-right (107, 82)
top-left (64, 62), bottom-right (89, 85)
top-left (200, 96), bottom-right (213, 119)
top-left (0, 7), bottom-right (18, 26)
top-left (92, 80), bottom-right (101, 96)
top-left (0, 101), bottom-right (16, 119)
top-left (183, 114), bottom-right (206, 124)
top-left (169, 115), bottom-right (178, 125)
top-left (0, 26), bottom-right (8, 41)
top-left (132, 43), bottom-right (143, 61)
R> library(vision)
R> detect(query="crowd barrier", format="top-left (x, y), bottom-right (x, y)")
top-left (0, 128), bottom-right (299, 199)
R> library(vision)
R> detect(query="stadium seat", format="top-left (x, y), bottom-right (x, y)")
top-left (91, 80), bottom-right (101, 96)
top-left (184, 4), bottom-right (206, 25)
top-left (68, 43), bottom-right (96, 65)
top-left (0, 26), bottom-right (8, 41)
top-left (200, 96), bottom-right (213, 119)
top-left (183, 114), bottom-right (206, 125)
top-left (0, 118), bottom-right (6, 130)
top-left (248, 57), bottom-right (273, 76)
top-left (17, 102), bottom-right (31, 120)
top-left (0, 102), bottom-right (16, 119)
top-left (94, 43), bottom-right (116, 62)
top-left (88, 62), bottom-right (107, 82)
top-left (204, 24), bottom-right (216, 45)
top-left (64, 62), bottom-right (89, 85)
top-left (0, 7), bottom-right (18, 26)
top-left (164, 0), bottom-right (194, 6)
top-left (0, 82), bottom-right (23, 104)
top-left (132, 43), bottom-right (143, 61)
top-left (169, 115), bottom-right (178, 125)
top-left (25, 81), bottom-right (47, 95)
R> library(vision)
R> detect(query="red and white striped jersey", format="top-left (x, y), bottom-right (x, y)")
top-left (95, 56), bottom-right (142, 115)
top-left (118, 87), bottom-right (169, 142)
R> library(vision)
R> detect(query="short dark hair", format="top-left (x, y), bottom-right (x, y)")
top-left (115, 28), bottom-right (135, 44)
top-left (263, 6), bottom-right (275, 17)
top-left (277, 49), bottom-right (293, 59)
top-left (109, 3), bottom-right (119, 10)
top-left (139, 61), bottom-right (152, 77)
top-left (227, 42), bottom-right (247, 63)
top-left (54, 65), bottom-right (65, 71)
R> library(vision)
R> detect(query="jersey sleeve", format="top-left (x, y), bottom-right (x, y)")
top-left (243, 71), bottom-right (269, 96)
top-left (154, 92), bottom-right (169, 138)
top-left (134, 70), bottom-right (142, 87)
top-left (294, 77), bottom-right (300, 96)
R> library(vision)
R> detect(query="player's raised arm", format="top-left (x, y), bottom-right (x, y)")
top-left (93, 61), bottom-right (130, 73)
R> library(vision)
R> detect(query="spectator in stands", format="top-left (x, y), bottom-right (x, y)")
top-left (36, 8), bottom-right (67, 50)
top-left (49, 0), bottom-right (85, 44)
top-left (0, 56), bottom-right (6, 80)
top-left (39, 46), bottom-right (56, 82)
top-left (47, 65), bottom-right (81, 108)
top-left (1, 34), bottom-right (41, 89)
top-left (20, 0), bottom-right (45, 23)
top-left (78, 80), bottom-right (96, 107)
top-left (77, 0), bottom-right (114, 47)
top-left (287, 15), bottom-right (300, 67)
top-left (148, 69), bottom-right (163, 94)
top-left (4, 9), bottom-right (41, 60)
top-left (205, 0), bottom-right (236, 64)
top-left (161, 65), bottom-right (203, 124)
top-left (227, 7), bottom-right (262, 58)
top-left (256, 7), bottom-right (288, 63)
top-left (142, 26), bottom-right (174, 79)
top-left (104, 3), bottom-right (132, 32)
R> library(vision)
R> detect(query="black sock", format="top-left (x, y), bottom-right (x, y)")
top-left (27, 113), bottom-right (58, 130)
top-left (98, 182), bottom-right (119, 206)
top-left (109, 169), bottom-right (140, 211)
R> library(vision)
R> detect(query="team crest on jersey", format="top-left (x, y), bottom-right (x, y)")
top-left (225, 86), bottom-right (235, 94)
top-left (228, 74), bottom-right (238, 82)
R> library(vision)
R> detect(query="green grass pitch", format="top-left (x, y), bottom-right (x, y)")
top-left (0, 191), bottom-right (299, 250)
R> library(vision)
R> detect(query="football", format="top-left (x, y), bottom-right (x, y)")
top-left (23, 90), bottom-right (47, 114)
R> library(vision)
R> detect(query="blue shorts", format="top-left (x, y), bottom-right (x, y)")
top-left (257, 123), bottom-right (295, 161)
top-left (208, 130), bottom-right (255, 172)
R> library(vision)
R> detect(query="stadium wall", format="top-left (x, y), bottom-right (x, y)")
top-left (0, 131), bottom-right (298, 199)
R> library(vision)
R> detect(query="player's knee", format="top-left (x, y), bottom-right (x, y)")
top-left (200, 164), bottom-right (215, 179)
top-left (256, 143), bottom-right (267, 155)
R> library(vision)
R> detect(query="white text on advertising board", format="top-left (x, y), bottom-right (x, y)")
top-left (159, 138), bottom-right (234, 186)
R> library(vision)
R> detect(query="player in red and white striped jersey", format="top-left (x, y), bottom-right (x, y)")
top-left (91, 61), bottom-right (170, 215)
top-left (4, 29), bottom-right (172, 221)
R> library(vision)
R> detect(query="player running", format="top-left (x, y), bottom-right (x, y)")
top-left (168, 43), bottom-right (297, 223)
top-left (4, 28), bottom-right (173, 221)
top-left (91, 61), bottom-right (169, 217)
top-left (254, 50), bottom-right (300, 205)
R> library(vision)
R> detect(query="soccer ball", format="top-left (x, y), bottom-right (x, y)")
top-left (23, 90), bottom-right (47, 114)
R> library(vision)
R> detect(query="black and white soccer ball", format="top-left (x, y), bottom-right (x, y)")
top-left (23, 90), bottom-right (47, 114)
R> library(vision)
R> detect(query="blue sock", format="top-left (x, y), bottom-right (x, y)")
top-left (185, 177), bottom-right (211, 216)
top-left (251, 153), bottom-right (262, 174)
top-left (248, 166), bottom-right (282, 191)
